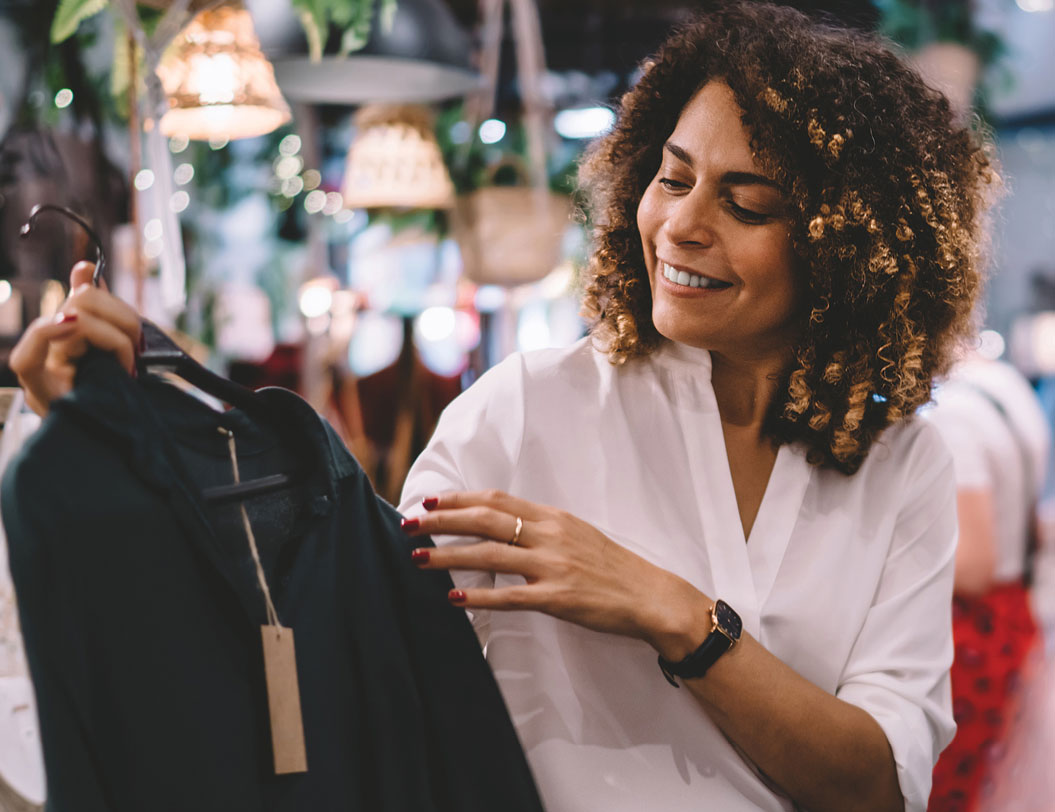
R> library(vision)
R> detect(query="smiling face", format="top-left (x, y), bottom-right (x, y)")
top-left (636, 81), bottom-right (801, 361)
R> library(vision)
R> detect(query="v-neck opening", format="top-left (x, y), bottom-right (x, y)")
top-left (742, 443), bottom-right (793, 547)
top-left (721, 437), bottom-right (782, 549)
top-left (658, 341), bottom-right (812, 625)
top-left (711, 404), bottom-right (814, 590)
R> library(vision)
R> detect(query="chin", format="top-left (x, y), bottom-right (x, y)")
top-left (652, 312), bottom-right (714, 350)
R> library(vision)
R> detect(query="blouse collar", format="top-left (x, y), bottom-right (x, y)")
top-left (651, 339), bottom-right (713, 378)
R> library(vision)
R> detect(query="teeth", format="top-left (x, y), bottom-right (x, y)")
top-left (662, 262), bottom-right (727, 290)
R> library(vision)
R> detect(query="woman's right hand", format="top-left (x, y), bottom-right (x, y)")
top-left (9, 261), bottom-right (142, 417)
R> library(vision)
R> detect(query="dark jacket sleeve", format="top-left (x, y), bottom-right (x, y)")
top-left (346, 471), bottom-right (543, 812)
top-left (2, 417), bottom-right (115, 812)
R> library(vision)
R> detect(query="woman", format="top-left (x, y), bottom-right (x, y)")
top-left (12, 4), bottom-right (996, 811)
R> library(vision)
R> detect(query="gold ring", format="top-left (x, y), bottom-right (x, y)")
top-left (509, 516), bottom-right (523, 546)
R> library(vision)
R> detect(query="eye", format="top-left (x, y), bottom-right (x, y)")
top-left (658, 177), bottom-right (690, 191)
top-left (728, 201), bottom-right (770, 225)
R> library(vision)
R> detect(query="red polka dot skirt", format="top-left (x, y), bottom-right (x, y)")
top-left (928, 582), bottom-right (1038, 812)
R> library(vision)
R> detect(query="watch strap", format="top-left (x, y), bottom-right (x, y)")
top-left (657, 599), bottom-right (742, 687)
top-left (657, 632), bottom-right (733, 687)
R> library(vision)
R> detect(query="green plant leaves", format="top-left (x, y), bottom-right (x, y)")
top-left (109, 15), bottom-right (148, 118)
top-left (338, 0), bottom-right (373, 56)
top-left (51, 0), bottom-right (109, 43)
top-left (294, 3), bottom-right (327, 62)
top-left (876, 0), bottom-right (1006, 67)
top-left (380, 0), bottom-right (396, 33)
top-left (290, 0), bottom-right (385, 59)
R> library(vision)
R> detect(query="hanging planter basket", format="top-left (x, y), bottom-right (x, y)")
top-left (451, 163), bottom-right (572, 287)
top-left (450, 0), bottom-right (570, 287)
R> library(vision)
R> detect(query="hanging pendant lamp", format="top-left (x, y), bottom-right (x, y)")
top-left (244, 0), bottom-right (479, 104)
top-left (157, 1), bottom-right (292, 141)
top-left (341, 104), bottom-right (454, 209)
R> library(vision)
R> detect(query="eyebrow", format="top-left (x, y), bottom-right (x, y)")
top-left (663, 142), bottom-right (781, 190)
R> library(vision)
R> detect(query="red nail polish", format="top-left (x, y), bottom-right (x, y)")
top-left (422, 497), bottom-right (439, 511)
top-left (448, 589), bottom-right (466, 603)
top-left (54, 312), bottom-right (78, 325)
top-left (401, 517), bottom-right (419, 532)
top-left (411, 548), bottom-right (430, 565)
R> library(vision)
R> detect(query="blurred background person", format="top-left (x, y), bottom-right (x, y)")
top-left (923, 347), bottom-right (1052, 812)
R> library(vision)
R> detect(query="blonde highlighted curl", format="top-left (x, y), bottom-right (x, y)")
top-left (579, 2), bottom-right (999, 474)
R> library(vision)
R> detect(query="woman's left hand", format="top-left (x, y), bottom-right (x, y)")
top-left (402, 490), bottom-right (710, 659)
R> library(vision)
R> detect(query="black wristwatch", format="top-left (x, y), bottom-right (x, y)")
top-left (657, 599), bottom-right (742, 687)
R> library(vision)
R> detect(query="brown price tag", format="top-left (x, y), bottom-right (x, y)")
top-left (260, 625), bottom-right (308, 774)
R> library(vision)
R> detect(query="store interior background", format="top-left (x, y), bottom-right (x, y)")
top-left (0, 0), bottom-right (1053, 504)
top-left (0, 0), bottom-right (1053, 808)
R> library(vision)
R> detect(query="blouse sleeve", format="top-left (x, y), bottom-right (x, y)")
top-left (398, 353), bottom-right (527, 643)
top-left (835, 422), bottom-right (958, 812)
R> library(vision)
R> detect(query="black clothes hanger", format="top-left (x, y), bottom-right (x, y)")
top-left (20, 204), bottom-right (299, 504)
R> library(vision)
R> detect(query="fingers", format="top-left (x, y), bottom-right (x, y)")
top-left (404, 505), bottom-right (536, 547)
top-left (412, 541), bottom-right (540, 578)
top-left (420, 489), bottom-right (551, 523)
top-left (448, 585), bottom-right (541, 610)
top-left (10, 301), bottom-right (139, 417)
top-left (9, 265), bottom-right (141, 417)
top-left (69, 261), bottom-right (96, 290)
top-left (50, 308), bottom-right (138, 374)
top-left (65, 284), bottom-right (141, 347)
top-left (8, 314), bottom-right (81, 415)
top-left (9, 314), bottom-right (78, 379)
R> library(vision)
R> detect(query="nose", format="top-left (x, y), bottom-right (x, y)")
top-left (662, 189), bottom-right (717, 248)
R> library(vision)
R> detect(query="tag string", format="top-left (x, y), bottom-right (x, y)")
top-left (221, 427), bottom-right (281, 629)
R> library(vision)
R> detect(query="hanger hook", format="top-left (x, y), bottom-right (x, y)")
top-left (19, 204), bottom-right (106, 287)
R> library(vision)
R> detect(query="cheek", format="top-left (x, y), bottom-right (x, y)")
top-left (758, 234), bottom-right (797, 287)
top-left (744, 234), bottom-right (800, 315)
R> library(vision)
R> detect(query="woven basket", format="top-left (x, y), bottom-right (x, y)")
top-left (452, 0), bottom-right (569, 287)
top-left (452, 182), bottom-right (571, 286)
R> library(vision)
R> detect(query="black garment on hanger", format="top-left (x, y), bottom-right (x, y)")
top-left (1, 353), bottom-right (542, 812)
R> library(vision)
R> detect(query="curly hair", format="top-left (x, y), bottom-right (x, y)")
top-left (579, 1), bottom-right (999, 474)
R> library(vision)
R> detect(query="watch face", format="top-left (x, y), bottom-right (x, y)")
top-left (714, 600), bottom-right (742, 641)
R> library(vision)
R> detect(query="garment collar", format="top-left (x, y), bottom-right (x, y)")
top-left (651, 340), bottom-right (714, 377)
top-left (53, 351), bottom-right (359, 504)
top-left (50, 351), bottom-right (361, 625)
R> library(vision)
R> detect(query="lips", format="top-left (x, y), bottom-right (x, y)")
top-left (659, 261), bottom-right (733, 290)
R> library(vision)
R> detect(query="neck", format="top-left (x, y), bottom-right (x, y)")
top-left (709, 350), bottom-right (791, 431)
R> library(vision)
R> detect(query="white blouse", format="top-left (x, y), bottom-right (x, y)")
top-left (399, 338), bottom-right (957, 812)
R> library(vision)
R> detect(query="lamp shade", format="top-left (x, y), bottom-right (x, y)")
top-left (244, 0), bottom-right (480, 104)
top-left (157, 2), bottom-right (292, 141)
top-left (342, 105), bottom-right (454, 209)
